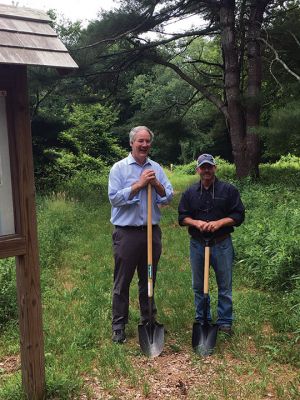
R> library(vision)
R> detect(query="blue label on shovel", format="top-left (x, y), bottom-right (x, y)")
top-left (148, 264), bottom-right (152, 279)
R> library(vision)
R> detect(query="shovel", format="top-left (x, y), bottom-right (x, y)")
top-left (192, 239), bottom-right (218, 356)
top-left (138, 183), bottom-right (164, 358)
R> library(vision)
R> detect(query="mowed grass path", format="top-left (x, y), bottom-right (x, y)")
top-left (0, 175), bottom-right (299, 399)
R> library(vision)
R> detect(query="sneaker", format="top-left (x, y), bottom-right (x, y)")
top-left (112, 329), bottom-right (126, 343)
top-left (218, 325), bottom-right (233, 336)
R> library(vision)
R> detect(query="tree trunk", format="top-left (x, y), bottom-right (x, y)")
top-left (220, 1), bottom-right (248, 178)
top-left (245, 1), bottom-right (270, 177)
top-left (219, 0), bottom-right (271, 178)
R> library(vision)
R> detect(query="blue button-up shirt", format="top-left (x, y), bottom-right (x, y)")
top-left (108, 153), bottom-right (173, 226)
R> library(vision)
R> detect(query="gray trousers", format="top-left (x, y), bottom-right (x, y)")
top-left (112, 226), bottom-right (162, 330)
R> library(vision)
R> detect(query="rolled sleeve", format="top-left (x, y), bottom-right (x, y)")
top-left (156, 182), bottom-right (173, 204)
top-left (178, 192), bottom-right (191, 225)
top-left (108, 166), bottom-right (139, 207)
top-left (228, 187), bottom-right (245, 226)
top-left (109, 186), bottom-right (140, 207)
top-left (155, 169), bottom-right (173, 204)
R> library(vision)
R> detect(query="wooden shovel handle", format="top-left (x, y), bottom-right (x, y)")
top-left (147, 183), bottom-right (153, 297)
top-left (203, 245), bottom-right (210, 294)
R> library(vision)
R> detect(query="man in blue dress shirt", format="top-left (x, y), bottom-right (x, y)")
top-left (108, 126), bottom-right (173, 343)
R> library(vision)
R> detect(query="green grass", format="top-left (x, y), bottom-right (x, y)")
top-left (0, 163), bottom-right (299, 399)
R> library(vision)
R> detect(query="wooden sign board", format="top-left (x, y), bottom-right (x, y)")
top-left (0, 91), bottom-right (15, 235)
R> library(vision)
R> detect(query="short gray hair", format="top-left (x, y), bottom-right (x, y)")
top-left (129, 126), bottom-right (154, 145)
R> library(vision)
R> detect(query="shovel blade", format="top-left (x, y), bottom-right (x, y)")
top-left (192, 322), bottom-right (218, 356)
top-left (138, 322), bottom-right (164, 358)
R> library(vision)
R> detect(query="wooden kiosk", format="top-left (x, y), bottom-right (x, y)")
top-left (0, 4), bottom-right (77, 399)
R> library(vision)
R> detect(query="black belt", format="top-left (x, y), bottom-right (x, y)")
top-left (193, 233), bottom-right (230, 246)
top-left (115, 225), bottom-right (158, 230)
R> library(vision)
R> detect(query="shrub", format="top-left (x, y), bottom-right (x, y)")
top-left (0, 259), bottom-right (17, 328)
top-left (260, 154), bottom-right (300, 184)
top-left (37, 197), bottom-right (78, 270)
top-left (62, 169), bottom-right (109, 203)
top-left (34, 102), bottom-right (126, 194)
top-left (259, 100), bottom-right (300, 158)
top-left (173, 156), bottom-right (235, 181)
top-left (173, 160), bottom-right (197, 175)
top-left (234, 183), bottom-right (300, 291)
top-left (213, 157), bottom-right (235, 181)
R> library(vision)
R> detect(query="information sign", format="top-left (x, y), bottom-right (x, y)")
top-left (0, 93), bottom-right (15, 235)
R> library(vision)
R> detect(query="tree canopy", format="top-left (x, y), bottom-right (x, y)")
top-left (76, 0), bottom-right (300, 177)
top-left (28, 1), bottom-right (300, 188)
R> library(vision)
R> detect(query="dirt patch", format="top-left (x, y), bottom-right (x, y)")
top-left (81, 338), bottom-right (300, 400)
top-left (0, 355), bottom-right (20, 375)
top-left (1, 345), bottom-right (296, 400)
top-left (80, 345), bottom-right (210, 399)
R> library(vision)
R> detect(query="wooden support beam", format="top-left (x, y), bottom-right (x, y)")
top-left (6, 65), bottom-right (45, 400)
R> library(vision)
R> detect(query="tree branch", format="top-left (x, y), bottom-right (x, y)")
top-left (74, 25), bottom-right (218, 52)
top-left (183, 59), bottom-right (223, 69)
top-left (289, 31), bottom-right (300, 48)
top-left (260, 37), bottom-right (300, 82)
top-left (159, 90), bottom-right (201, 116)
top-left (147, 54), bottom-right (228, 119)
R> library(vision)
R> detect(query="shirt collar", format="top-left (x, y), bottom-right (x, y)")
top-left (196, 177), bottom-right (219, 191)
top-left (128, 153), bottom-right (152, 166)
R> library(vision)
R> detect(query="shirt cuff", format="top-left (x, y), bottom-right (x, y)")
top-left (156, 189), bottom-right (173, 204)
top-left (123, 186), bottom-right (140, 204)
top-left (228, 213), bottom-right (242, 226)
top-left (178, 214), bottom-right (189, 225)
top-left (156, 195), bottom-right (168, 204)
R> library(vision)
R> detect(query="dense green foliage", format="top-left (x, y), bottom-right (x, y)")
top-left (259, 101), bottom-right (300, 159)
top-left (25, 2), bottom-right (300, 187)
top-left (32, 102), bottom-right (126, 193)
top-left (126, 40), bottom-right (230, 164)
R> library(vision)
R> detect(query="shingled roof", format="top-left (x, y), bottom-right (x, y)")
top-left (0, 3), bottom-right (78, 69)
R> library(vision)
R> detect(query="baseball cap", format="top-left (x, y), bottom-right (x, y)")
top-left (196, 153), bottom-right (216, 168)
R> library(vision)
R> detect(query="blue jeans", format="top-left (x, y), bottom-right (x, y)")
top-left (190, 237), bottom-right (234, 326)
